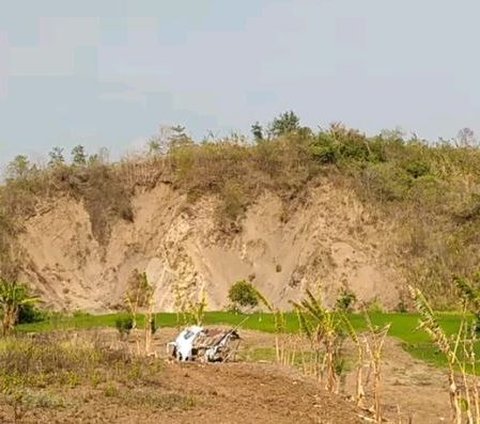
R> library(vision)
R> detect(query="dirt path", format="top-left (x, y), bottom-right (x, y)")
top-left (343, 338), bottom-right (450, 423)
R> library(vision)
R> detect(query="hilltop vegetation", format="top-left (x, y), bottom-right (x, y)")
top-left (1, 112), bottom-right (480, 308)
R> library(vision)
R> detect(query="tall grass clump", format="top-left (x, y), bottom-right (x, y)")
top-left (182, 288), bottom-right (208, 326)
top-left (0, 334), bottom-right (132, 390)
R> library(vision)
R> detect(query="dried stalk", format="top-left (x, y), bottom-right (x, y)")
top-left (364, 311), bottom-right (390, 424)
top-left (144, 293), bottom-right (155, 356)
top-left (341, 312), bottom-right (366, 407)
top-left (410, 286), bottom-right (462, 424)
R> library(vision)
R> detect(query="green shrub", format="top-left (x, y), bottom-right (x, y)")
top-left (359, 163), bottom-right (412, 202)
top-left (72, 310), bottom-right (91, 318)
top-left (309, 133), bottom-right (337, 164)
top-left (404, 160), bottom-right (431, 178)
top-left (335, 288), bottom-right (357, 312)
top-left (115, 316), bottom-right (134, 339)
top-left (329, 123), bottom-right (373, 162)
top-left (17, 303), bottom-right (45, 324)
top-left (228, 280), bottom-right (259, 311)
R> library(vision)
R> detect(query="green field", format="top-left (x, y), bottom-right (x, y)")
top-left (17, 311), bottom-right (470, 370)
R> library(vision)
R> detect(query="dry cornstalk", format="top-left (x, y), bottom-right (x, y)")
top-left (364, 312), bottom-right (390, 424)
top-left (144, 294), bottom-right (155, 356)
top-left (341, 312), bottom-right (366, 407)
top-left (409, 286), bottom-right (463, 424)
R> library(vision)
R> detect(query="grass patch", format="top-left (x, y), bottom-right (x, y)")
top-left (2, 388), bottom-right (67, 410)
top-left (242, 347), bottom-right (277, 363)
top-left (118, 390), bottom-right (196, 411)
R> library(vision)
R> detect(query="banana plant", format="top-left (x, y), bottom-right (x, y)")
top-left (0, 278), bottom-right (39, 335)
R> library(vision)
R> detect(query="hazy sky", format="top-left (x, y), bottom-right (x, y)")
top-left (0, 0), bottom-right (479, 166)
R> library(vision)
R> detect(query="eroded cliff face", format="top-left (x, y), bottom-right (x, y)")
top-left (17, 182), bottom-right (402, 312)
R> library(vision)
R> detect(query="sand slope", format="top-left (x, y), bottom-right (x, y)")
top-left (18, 182), bottom-right (402, 312)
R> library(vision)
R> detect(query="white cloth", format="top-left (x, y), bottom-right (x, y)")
top-left (174, 325), bottom-right (204, 361)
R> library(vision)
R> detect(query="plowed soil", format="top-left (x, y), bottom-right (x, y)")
top-left (0, 361), bottom-right (362, 424)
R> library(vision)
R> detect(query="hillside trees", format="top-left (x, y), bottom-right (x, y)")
top-left (456, 127), bottom-right (478, 148)
top-left (269, 110), bottom-right (301, 137)
top-left (251, 111), bottom-right (302, 140)
top-left (148, 125), bottom-right (192, 155)
top-left (71, 144), bottom-right (87, 166)
top-left (5, 155), bottom-right (32, 181)
top-left (48, 146), bottom-right (65, 167)
top-left (251, 121), bottom-right (264, 142)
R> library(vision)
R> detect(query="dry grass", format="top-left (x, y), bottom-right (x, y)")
top-left (0, 332), bottom-right (200, 423)
top-left (0, 333), bottom-right (136, 389)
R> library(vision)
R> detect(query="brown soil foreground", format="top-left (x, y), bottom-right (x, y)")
top-left (0, 361), bottom-right (361, 424)
top-left (237, 329), bottom-right (452, 423)
top-left (0, 328), bottom-right (454, 423)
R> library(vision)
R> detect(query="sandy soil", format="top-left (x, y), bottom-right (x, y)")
top-left (18, 183), bottom-right (403, 312)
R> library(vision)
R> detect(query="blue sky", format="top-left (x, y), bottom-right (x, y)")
top-left (0, 0), bottom-right (479, 166)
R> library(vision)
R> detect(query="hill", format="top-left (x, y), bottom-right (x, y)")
top-left (1, 118), bottom-right (479, 311)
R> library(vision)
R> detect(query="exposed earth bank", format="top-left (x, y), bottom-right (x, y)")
top-left (18, 182), bottom-right (403, 312)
